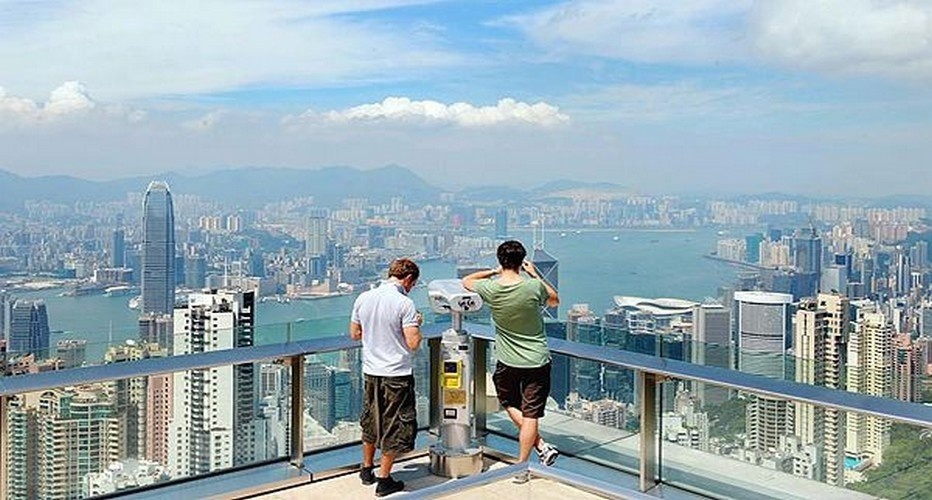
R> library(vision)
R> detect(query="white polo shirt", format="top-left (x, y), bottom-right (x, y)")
top-left (351, 280), bottom-right (420, 377)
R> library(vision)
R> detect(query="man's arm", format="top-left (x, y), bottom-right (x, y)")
top-left (522, 260), bottom-right (559, 308)
top-left (349, 321), bottom-right (363, 341)
top-left (462, 267), bottom-right (500, 291)
top-left (403, 325), bottom-right (422, 351)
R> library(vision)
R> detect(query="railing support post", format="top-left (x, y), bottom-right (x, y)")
top-left (473, 337), bottom-right (488, 438)
top-left (429, 336), bottom-right (442, 435)
top-left (638, 371), bottom-right (658, 492)
top-left (0, 395), bottom-right (8, 500)
top-left (289, 355), bottom-right (305, 468)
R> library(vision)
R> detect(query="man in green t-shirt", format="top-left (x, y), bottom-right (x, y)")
top-left (462, 240), bottom-right (560, 472)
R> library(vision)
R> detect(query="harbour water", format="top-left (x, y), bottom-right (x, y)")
top-left (12, 228), bottom-right (738, 361)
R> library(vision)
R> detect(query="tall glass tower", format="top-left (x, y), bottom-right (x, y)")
top-left (9, 299), bottom-right (50, 359)
top-left (142, 181), bottom-right (175, 315)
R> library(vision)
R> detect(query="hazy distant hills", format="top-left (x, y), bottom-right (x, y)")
top-left (0, 166), bottom-right (640, 211)
top-left (0, 165), bottom-right (441, 210)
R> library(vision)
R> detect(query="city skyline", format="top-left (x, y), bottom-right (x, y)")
top-left (0, 1), bottom-right (930, 195)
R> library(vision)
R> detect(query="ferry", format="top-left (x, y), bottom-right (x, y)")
top-left (104, 285), bottom-right (137, 297)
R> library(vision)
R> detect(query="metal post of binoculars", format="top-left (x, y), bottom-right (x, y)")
top-left (426, 279), bottom-right (485, 478)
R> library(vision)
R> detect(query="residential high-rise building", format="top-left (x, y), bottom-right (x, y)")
top-left (138, 313), bottom-right (173, 351)
top-left (306, 360), bottom-right (335, 430)
top-left (793, 293), bottom-right (848, 486)
top-left (169, 290), bottom-right (256, 478)
top-left (305, 210), bottom-right (328, 258)
top-left (105, 340), bottom-right (169, 462)
top-left (35, 386), bottom-right (121, 500)
top-left (184, 254), bottom-right (206, 289)
top-left (1, 289), bottom-right (11, 340)
top-left (111, 228), bottom-right (126, 268)
top-left (141, 181), bottom-right (175, 315)
top-left (56, 339), bottom-right (87, 369)
top-left (846, 307), bottom-right (893, 465)
top-left (9, 299), bottom-right (50, 360)
top-left (305, 361), bottom-right (352, 432)
top-left (692, 304), bottom-right (731, 406)
top-left (567, 304), bottom-right (602, 400)
top-left (893, 334), bottom-right (922, 403)
top-left (494, 208), bottom-right (508, 240)
top-left (734, 291), bottom-right (794, 453)
top-left (146, 373), bottom-right (173, 468)
top-left (6, 393), bottom-right (39, 500)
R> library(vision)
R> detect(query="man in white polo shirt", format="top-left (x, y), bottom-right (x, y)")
top-left (350, 258), bottom-right (422, 497)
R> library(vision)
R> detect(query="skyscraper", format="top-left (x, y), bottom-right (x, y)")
top-left (142, 181), bottom-right (175, 315)
top-left (734, 291), bottom-right (793, 452)
top-left (1, 289), bottom-right (11, 340)
top-left (566, 304), bottom-right (602, 400)
top-left (794, 227), bottom-right (822, 298)
top-left (893, 334), bottom-right (922, 403)
top-left (34, 386), bottom-right (121, 499)
top-left (111, 228), bottom-right (126, 268)
top-left (9, 299), bottom-right (50, 360)
top-left (846, 307), bottom-right (893, 465)
top-left (734, 291), bottom-right (793, 379)
top-left (494, 208), bottom-right (508, 240)
top-left (306, 209), bottom-right (329, 280)
top-left (105, 340), bottom-right (169, 462)
top-left (794, 293), bottom-right (848, 486)
top-left (691, 304), bottom-right (731, 406)
top-left (169, 290), bottom-right (256, 478)
top-left (532, 226), bottom-right (559, 320)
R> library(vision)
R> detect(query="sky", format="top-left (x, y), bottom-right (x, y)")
top-left (0, 0), bottom-right (930, 196)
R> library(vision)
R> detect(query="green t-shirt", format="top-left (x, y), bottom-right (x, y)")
top-left (473, 278), bottom-right (550, 368)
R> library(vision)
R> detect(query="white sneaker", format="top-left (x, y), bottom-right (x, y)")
top-left (537, 443), bottom-right (559, 466)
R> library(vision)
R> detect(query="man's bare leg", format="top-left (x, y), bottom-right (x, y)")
top-left (505, 406), bottom-right (548, 458)
top-left (379, 452), bottom-right (396, 479)
top-left (363, 441), bottom-right (377, 468)
top-left (518, 416), bottom-right (539, 462)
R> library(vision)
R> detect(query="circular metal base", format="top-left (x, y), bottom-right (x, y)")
top-left (429, 445), bottom-right (484, 478)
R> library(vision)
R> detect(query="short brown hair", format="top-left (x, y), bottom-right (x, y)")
top-left (388, 258), bottom-right (420, 281)
top-left (497, 240), bottom-right (526, 271)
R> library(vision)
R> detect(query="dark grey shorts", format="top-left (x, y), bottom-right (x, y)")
top-left (360, 374), bottom-right (417, 455)
top-left (493, 362), bottom-right (551, 419)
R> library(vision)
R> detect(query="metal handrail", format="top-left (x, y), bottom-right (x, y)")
top-left (4, 323), bottom-right (930, 428)
top-left (469, 328), bottom-right (932, 429)
top-left (0, 336), bottom-right (357, 397)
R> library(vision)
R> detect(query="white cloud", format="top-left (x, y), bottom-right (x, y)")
top-left (503, 0), bottom-right (751, 65)
top-left (0, 0), bottom-right (459, 101)
top-left (0, 81), bottom-right (144, 126)
top-left (507, 0), bottom-right (932, 82)
top-left (751, 0), bottom-right (932, 81)
top-left (293, 97), bottom-right (569, 127)
top-left (43, 81), bottom-right (96, 116)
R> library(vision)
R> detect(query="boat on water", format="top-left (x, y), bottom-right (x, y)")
top-left (105, 285), bottom-right (137, 297)
top-left (128, 295), bottom-right (141, 310)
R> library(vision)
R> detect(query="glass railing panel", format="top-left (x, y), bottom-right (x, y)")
top-left (3, 359), bottom-right (292, 498)
top-left (481, 345), bottom-right (641, 476)
top-left (657, 376), bottom-right (932, 500)
top-left (302, 340), bottom-right (430, 452)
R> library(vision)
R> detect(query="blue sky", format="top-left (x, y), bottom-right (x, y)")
top-left (0, 0), bottom-right (930, 196)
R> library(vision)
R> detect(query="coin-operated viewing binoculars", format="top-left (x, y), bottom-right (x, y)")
top-left (426, 279), bottom-right (485, 478)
